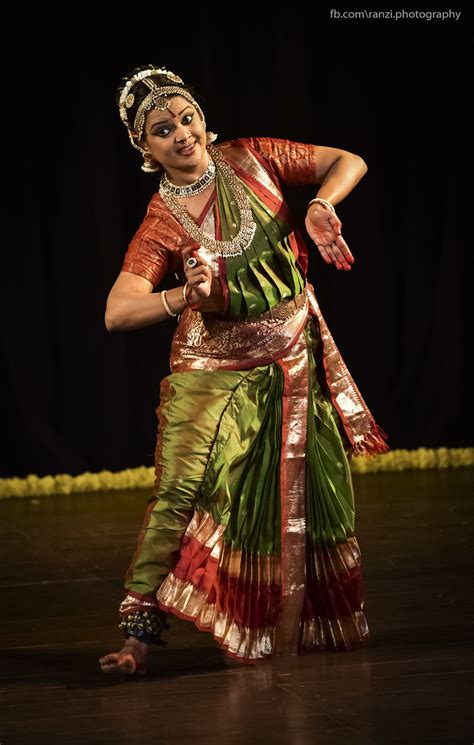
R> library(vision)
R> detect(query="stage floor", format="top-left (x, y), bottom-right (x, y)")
top-left (1, 467), bottom-right (473, 744)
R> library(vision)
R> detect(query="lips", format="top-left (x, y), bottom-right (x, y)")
top-left (178, 142), bottom-right (197, 155)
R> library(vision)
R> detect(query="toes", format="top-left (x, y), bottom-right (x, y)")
top-left (99, 653), bottom-right (119, 667)
top-left (99, 653), bottom-right (137, 675)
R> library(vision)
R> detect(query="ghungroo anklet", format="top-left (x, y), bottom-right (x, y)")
top-left (118, 609), bottom-right (170, 647)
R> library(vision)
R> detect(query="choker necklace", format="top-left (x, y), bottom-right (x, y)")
top-left (160, 157), bottom-right (216, 197)
top-left (159, 144), bottom-right (256, 258)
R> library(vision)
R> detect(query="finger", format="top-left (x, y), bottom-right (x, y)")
top-left (182, 247), bottom-right (207, 269)
top-left (185, 266), bottom-right (210, 279)
top-left (316, 245), bottom-right (333, 264)
top-left (334, 235), bottom-right (355, 264)
top-left (315, 234), bottom-right (342, 263)
top-left (331, 252), bottom-right (349, 269)
top-left (189, 272), bottom-right (211, 285)
top-left (325, 246), bottom-right (344, 269)
top-left (184, 258), bottom-right (207, 272)
top-left (329, 217), bottom-right (343, 235)
top-left (331, 243), bottom-right (352, 270)
top-left (185, 257), bottom-right (210, 272)
top-left (181, 245), bottom-right (198, 259)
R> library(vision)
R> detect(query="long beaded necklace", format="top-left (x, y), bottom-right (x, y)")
top-left (159, 144), bottom-right (257, 258)
top-left (160, 159), bottom-right (216, 197)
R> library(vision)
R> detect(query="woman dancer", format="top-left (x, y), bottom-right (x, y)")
top-left (99, 65), bottom-right (388, 675)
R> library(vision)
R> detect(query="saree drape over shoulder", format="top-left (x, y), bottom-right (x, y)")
top-left (118, 137), bottom-right (389, 664)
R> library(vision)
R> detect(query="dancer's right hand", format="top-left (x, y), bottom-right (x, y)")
top-left (181, 246), bottom-right (213, 305)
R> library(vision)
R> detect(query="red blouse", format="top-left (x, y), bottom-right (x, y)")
top-left (120, 137), bottom-right (319, 288)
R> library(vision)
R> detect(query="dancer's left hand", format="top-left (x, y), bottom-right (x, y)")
top-left (305, 203), bottom-right (355, 271)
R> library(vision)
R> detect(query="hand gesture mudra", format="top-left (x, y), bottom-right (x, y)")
top-left (181, 246), bottom-right (213, 307)
top-left (304, 200), bottom-right (354, 271)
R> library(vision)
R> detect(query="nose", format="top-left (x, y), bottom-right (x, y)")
top-left (175, 122), bottom-right (192, 143)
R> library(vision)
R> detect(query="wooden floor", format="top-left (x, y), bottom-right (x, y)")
top-left (1, 467), bottom-right (473, 745)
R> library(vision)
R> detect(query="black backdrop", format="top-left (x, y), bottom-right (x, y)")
top-left (1, 7), bottom-right (469, 478)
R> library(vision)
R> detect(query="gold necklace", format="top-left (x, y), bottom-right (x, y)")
top-left (159, 144), bottom-right (256, 258)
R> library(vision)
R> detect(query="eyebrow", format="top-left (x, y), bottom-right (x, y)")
top-left (151, 105), bottom-right (193, 128)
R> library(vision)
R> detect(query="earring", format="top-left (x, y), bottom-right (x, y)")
top-left (206, 131), bottom-right (218, 144)
top-left (141, 151), bottom-right (162, 173)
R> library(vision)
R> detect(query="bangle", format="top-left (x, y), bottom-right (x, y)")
top-left (308, 197), bottom-right (336, 214)
top-left (182, 281), bottom-right (202, 311)
top-left (161, 289), bottom-right (178, 317)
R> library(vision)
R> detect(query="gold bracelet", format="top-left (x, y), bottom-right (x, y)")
top-left (161, 290), bottom-right (178, 317)
top-left (308, 197), bottom-right (336, 213)
top-left (182, 281), bottom-right (202, 310)
top-left (182, 282), bottom-right (190, 307)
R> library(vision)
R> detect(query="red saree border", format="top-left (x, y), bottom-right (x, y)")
top-left (217, 141), bottom-right (290, 223)
top-left (300, 611), bottom-right (369, 652)
top-left (303, 535), bottom-right (366, 619)
top-left (158, 582), bottom-right (276, 665)
top-left (155, 510), bottom-right (369, 661)
top-left (156, 510), bottom-right (279, 663)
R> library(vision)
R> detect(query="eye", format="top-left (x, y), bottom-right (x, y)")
top-left (155, 126), bottom-right (171, 138)
top-left (182, 113), bottom-right (193, 124)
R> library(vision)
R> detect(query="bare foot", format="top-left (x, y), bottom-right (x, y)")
top-left (99, 637), bottom-right (149, 676)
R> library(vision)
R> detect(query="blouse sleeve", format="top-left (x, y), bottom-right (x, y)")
top-left (121, 214), bottom-right (170, 288)
top-left (236, 137), bottom-right (318, 187)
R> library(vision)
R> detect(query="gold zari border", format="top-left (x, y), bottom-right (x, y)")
top-left (170, 290), bottom-right (308, 372)
top-left (157, 573), bottom-right (276, 661)
top-left (300, 611), bottom-right (369, 651)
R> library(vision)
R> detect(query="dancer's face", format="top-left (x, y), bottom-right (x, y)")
top-left (143, 95), bottom-right (208, 183)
